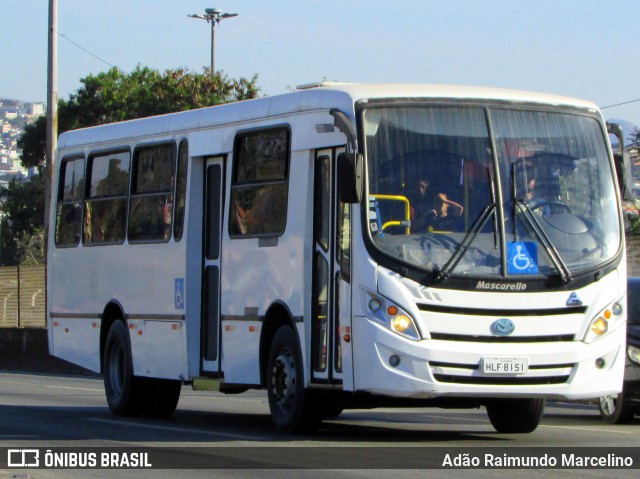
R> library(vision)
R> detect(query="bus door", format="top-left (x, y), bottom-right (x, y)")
top-left (311, 147), bottom-right (351, 386)
top-left (201, 156), bottom-right (225, 374)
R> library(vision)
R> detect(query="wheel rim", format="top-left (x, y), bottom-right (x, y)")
top-left (270, 348), bottom-right (296, 413)
top-left (600, 394), bottom-right (617, 417)
top-left (107, 341), bottom-right (125, 397)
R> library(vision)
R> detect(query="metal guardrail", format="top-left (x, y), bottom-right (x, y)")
top-left (0, 265), bottom-right (46, 328)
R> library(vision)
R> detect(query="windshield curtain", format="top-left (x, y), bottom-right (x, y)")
top-left (363, 105), bottom-right (621, 279)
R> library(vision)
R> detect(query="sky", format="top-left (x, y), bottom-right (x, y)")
top-left (2, 0), bottom-right (640, 128)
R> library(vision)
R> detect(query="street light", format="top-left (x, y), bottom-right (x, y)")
top-left (188, 8), bottom-right (238, 76)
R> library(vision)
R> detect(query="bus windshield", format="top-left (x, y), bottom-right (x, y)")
top-left (363, 104), bottom-right (621, 279)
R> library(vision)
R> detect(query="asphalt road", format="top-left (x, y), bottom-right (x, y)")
top-left (0, 372), bottom-right (638, 479)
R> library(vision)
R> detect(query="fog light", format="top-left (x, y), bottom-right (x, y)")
top-left (595, 357), bottom-right (605, 369)
top-left (389, 355), bottom-right (401, 367)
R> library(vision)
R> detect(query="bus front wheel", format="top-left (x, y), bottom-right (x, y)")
top-left (266, 325), bottom-right (321, 433)
top-left (486, 398), bottom-right (546, 433)
top-left (103, 320), bottom-right (144, 416)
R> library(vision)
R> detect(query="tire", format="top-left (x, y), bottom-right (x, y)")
top-left (103, 320), bottom-right (145, 416)
top-left (598, 391), bottom-right (637, 424)
top-left (141, 377), bottom-right (182, 418)
top-left (266, 325), bottom-right (321, 434)
top-left (486, 398), bottom-right (546, 433)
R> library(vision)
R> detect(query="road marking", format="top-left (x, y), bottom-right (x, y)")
top-left (412, 414), bottom-right (635, 435)
top-left (45, 385), bottom-right (103, 392)
top-left (539, 424), bottom-right (634, 435)
top-left (87, 417), bottom-right (268, 441)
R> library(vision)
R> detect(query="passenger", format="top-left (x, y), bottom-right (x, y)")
top-left (409, 178), bottom-right (433, 232)
top-left (526, 177), bottom-right (537, 201)
top-left (426, 192), bottom-right (464, 230)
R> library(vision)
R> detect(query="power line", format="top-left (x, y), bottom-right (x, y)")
top-left (48, 25), bottom-right (640, 113)
top-left (601, 98), bottom-right (640, 109)
top-left (53, 27), bottom-right (126, 74)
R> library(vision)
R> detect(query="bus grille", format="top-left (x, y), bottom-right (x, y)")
top-left (432, 374), bottom-right (570, 385)
top-left (429, 333), bottom-right (574, 343)
top-left (418, 304), bottom-right (587, 316)
top-left (429, 361), bottom-right (575, 386)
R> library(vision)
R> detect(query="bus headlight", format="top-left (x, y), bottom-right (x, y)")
top-left (387, 308), bottom-right (420, 340)
top-left (583, 300), bottom-right (624, 344)
top-left (391, 314), bottom-right (412, 333)
top-left (629, 344), bottom-right (640, 366)
top-left (364, 291), bottom-right (421, 341)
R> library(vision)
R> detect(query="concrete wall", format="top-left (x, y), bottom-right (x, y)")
top-left (0, 327), bottom-right (96, 375)
top-left (0, 265), bottom-right (46, 328)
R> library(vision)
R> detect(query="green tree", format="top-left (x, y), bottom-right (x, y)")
top-left (1, 66), bottom-right (260, 265)
top-left (0, 175), bottom-right (46, 265)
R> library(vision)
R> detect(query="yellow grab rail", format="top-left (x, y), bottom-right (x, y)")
top-left (370, 194), bottom-right (411, 234)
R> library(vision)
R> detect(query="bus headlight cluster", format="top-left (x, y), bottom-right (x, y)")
top-left (628, 344), bottom-right (640, 366)
top-left (583, 301), bottom-right (624, 344)
top-left (365, 292), bottom-right (421, 341)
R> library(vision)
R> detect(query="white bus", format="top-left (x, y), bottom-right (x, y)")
top-left (48, 83), bottom-right (628, 434)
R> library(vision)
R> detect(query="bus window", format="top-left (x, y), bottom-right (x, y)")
top-left (55, 156), bottom-right (85, 247)
top-left (173, 140), bottom-right (189, 242)
top-left (84, 150), bottom-right (130, 245)
top-left (128, 144), bottom-right (176, 242)
top-left (229, 127), bottom-right (290, 236)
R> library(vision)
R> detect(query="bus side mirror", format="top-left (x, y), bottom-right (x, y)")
top-left (608, 121), bottom-right (633, 201)
top-left (613, 152), bottom-right (633, 201)
top-left (337, 152), bottom-right (363, 203)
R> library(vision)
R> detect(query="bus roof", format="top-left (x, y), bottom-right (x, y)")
top-left (57, 83), bottom-right (600, 150)
top-left (298, 81), bottom-right (598, 109)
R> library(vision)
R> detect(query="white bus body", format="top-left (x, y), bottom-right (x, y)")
top-left (48, 83), bottom-right (627, 433)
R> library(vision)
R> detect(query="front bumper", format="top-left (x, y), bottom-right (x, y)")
top-left (352, 316), bottom-right (626, 401)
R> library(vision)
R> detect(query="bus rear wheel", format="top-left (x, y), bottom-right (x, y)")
top-left (266, 325), bottom-right (321, 434)
top-left (103, 320), bottom-right (145, 416)
top-left (486, 398), bottom-right (546, 433)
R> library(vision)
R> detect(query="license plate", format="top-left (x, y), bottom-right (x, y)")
top-left (482, 357), bottom-right (528, 374)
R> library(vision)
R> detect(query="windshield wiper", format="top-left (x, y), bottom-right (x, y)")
top-left (436, 202), bottom-right (496, 281)
top-left (437, 169), bottom-right (498, 282)
top-left (515, 199), bottom-right (572, 284)
top-left (510, 160), bottom-right (572, 284)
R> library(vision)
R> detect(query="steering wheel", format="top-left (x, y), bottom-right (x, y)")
top-left (530, 200), bottom-right (571, 215)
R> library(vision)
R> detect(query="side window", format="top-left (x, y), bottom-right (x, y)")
top-left (338, 201), bottom-right (351, 280)
top-left (128, 144), bottom-right (176, 242)
top-left (84, 150), bottom-right (130, 245)
top-left (173, 140), bottom-right (188, 242)
top-left (55, 156), bottom-right (85, 246)
top-left (314, 155), bottom-right (330, 251)
top-left (229, 127), bottom-right (289, 236)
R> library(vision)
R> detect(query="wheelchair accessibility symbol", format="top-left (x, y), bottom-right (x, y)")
top-left (175, 278), bottom-right (185, 310)
top-left (507, 242), bottom-right (538, 275)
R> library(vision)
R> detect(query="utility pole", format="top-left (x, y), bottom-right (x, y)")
top-left (45, 0), bottom-right (58, 258)
top-left (188, 8), bottom-right (238, 75)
